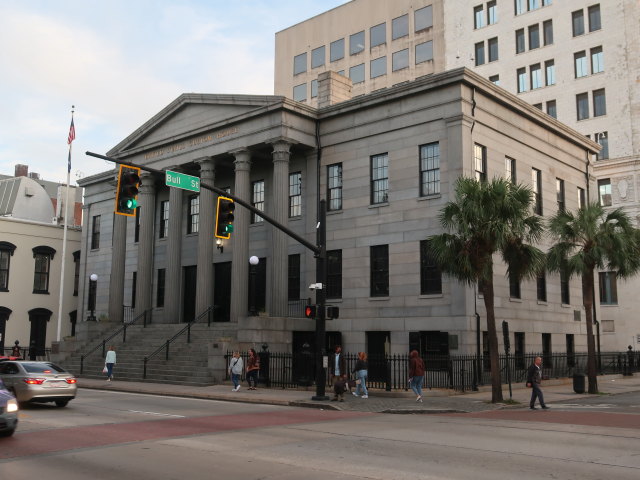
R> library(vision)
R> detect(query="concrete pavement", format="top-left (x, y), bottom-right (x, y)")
top-left (77, 373), bottom-right (640, 414)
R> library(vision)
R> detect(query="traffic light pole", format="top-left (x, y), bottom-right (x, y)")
top-left (86, 151), bottom-right (329, 399)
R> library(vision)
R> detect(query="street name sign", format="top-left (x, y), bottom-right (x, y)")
top-left (165, 170), bottom-right (200, 192)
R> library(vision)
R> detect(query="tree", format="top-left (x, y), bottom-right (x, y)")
top-left (429, 177), bottom-right (544, 403)
top-left (547, 202), bottom-right (640, 394)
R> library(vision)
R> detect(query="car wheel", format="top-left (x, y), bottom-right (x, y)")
top-left (55, 400), bottom-right (69, 407)
top-left (0, 429), bottom-right (16, 437)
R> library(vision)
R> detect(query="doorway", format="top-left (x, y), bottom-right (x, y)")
top-left (366, 331), bottom-right (390, 382)
top-left (28, 308), bottom-right (51, 359)
top-left (214, 262), bottom-right (231, 322)
top-left (183, 266), bottom-right (197, 323)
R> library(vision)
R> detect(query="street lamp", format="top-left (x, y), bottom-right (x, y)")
top-left (87, 273), bottom-right (98, 321)
top-left (216, 238), bottom-right (224, 253)
top-left (249, 256), bottom-right (259, 316)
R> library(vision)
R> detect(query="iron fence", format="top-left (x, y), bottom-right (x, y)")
top-left (224, 350), bottom-right (640, 392)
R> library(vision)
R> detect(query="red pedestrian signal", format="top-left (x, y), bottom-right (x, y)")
top-left (304, 305), bottom-right (317, 319)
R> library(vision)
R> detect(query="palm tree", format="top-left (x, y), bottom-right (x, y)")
top-left (429, 177), bottom-right (544, 403)
top-left (547, 202), bottom-right (640, 394)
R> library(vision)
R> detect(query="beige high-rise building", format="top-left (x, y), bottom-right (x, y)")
top-left (275, 0), bottom-right (640, 351)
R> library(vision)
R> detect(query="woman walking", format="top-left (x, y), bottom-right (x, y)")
top-left (228, 351), bottom-right (243, 392)
top-left (352, 351), bottom-right (369, 398)
top-left (105, 345), bottom-right (117, 381)
top-left (246, 348), bottom-right (260, 390)
top-left (408, 350), bottom-right (425, 402)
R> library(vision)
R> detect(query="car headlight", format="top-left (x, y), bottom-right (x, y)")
top-left (6, 398), bottom-right (18, 413)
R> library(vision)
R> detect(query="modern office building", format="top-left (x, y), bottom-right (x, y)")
top-left (77, 68), bottom-right (598, 362)
top-left (275, 0), bottom-right (640, 350)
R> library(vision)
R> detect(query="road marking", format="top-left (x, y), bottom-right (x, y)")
top-left (128, 410), bottom-right (185, 418)
top-left (552, 404), bottom-right (614, 409)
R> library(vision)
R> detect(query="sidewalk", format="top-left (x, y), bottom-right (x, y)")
top-left (77, 374), bottom-right (640, 414)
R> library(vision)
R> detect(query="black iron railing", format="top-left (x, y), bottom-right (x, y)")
top-left (80, 308), bottom-right (152, 374)
top-left (2, 347), bottom-right (51, 361)
top-left (224, 350), bottom-right (640, 391)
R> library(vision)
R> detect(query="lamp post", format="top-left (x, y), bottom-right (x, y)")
top-left (87, 273), bottom-right (98, 321)
top-left (249, 256), bottom-right (259, 316)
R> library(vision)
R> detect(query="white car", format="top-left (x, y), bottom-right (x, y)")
top-left (0, 361), bottom-right (77, 407)
top-left (0, 378), bottom-right (18, 436)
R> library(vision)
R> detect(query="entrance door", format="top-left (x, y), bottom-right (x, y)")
top-left (214, 262), bottom-right (231, 322)
top-left (183, 266), bottom-right (197, 323)
top-left (28, 308), bottom-right (51, 359)
top-left (366, 331), bottom-right (390, 382)
top-left (247, 258), bottom-right (266, 313)
top-left (0, 307), bottom-right (10, 352)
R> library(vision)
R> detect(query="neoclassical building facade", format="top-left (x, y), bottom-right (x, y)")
top-left (78, 68), bottom-right (598, 358)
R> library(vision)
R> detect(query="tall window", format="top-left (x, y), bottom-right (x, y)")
top-left (288, 254), bottom-right (300, 301)
top-left (530, 63), bottom-right (542, 89)
top-left (537, 273), bottom-right (547, 302)
top-left (371, 153), bottom-right (389, 204)
top-left (311, 45), bottom-right (325, 68)
top-left (327, 250), bottom-right (343, 299)
top-left (543, 19), bottom-right (553, 45)
top-left (416, 41), bottom-right (433, 64)
top-left (542, 333), bottom-right (552, 367)
top-left (556, 178), bottom-right (565, 212)
top-left (392, 14), bottom-right (408, 40)
top-left (330, 38), bottom-right (344, 62)
top-left (528, 24), bottom-right (540, 50)
top-left (574, 51), bottom-right (587, 78)
top-left (0, 242), bottom-right (15, 291)
top-left (73, 250), bottom-right (80, 296)
top-left (370, 245), bottom-right (389, 297)
top-left (488, 37), bottom-right (499, 62)
top-left (350, 31), bottom-right (365, 55)
top-left (156, 268), bottom-right (165, 308)
top-left (311, 79), bottom-right (318, 98)
top-left (91, 215), bottom-right (100, 250)
top-left (474, 144), bottom-right (487, 182)
top-left (578, 187), bottom-right (586, 209)
top-left (545, 60), bottom-right (555, 85)
top-left (370, 56), bottom-right (387, 78)
top-left (252, 180), bottom-right (265, 223)
top-left (576, 92), bottom-right (589, 120)
top-left (293, 53), bottom-right (307, 75)
top-left (420, 240), bottom-right (442, 295)
top-left (487, 1), bottom-right (497, 24)
top-left (475, 42), bottom-right (485, 66)
top-left (474, 5), bottom-right (484, 29)
top-left (131, 272), bottom-right (137, 309)
top-left (509, 267), bottom-right (521, 299)
top-left (546, 100), bottom-right (557, 118)
top-left (598, 178), bottom-right (611, 206)
top-left (289, 172), bottom-right (302, 217)
top-left (515, 29), bottom-right (525, 54)
top-left (598, 271), bottom-right (618, 305)
top-left (595, 132), bottom-right (609, 160)
top-left (591, 46), bottom-right (604, 74)
top-left (532, 168), bottom-right (542, 215)
top-left (415, 5), bottom-right (433, 31)
top-left (560, 266), bottom-right (570, 304)
top-left (293, 84), bottom-right (306, 102)
top-left (517, 67), bottom-right (528, 93)
top-left (392, 49), bottom-right (409, 71)
top-left (349, 63), bottom-right (365, 83)
top-left (505, 157), bottom-right (516, 183)
top-left (420, 142), bottom-right (440, 196)
top-left (159, 200), bottom-right (169, 239)
top-left (370, 23), bottom-right (386, 48)
top-left (515, 0), bottom-right (526, 15)
top-left (187, 195), bottom-right (199, 233)
top-left (588, 4), bottom-right (601, 32)
top-left (134, 206), bottom-right (141, 242)
top-left (327, 163), bottom-right (343, 211)
top-left (33, 248), bottom-right (54, 294)
top-left (572, 10), bottom-right (585, 37)
top-left (593, 89), bottom-right (606, 117)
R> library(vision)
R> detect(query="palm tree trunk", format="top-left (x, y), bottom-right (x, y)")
top-left (582, 270), bottom-right (598, 394)
top-left (482, 273), bottom-right (503, 403)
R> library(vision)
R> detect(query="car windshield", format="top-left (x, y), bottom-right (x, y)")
top-left (22, 363), bottom-right (67, 374)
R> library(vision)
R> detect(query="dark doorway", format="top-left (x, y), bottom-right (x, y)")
top-left (214, 262), bottom-right (232, 322)
top-left (69, 310), bottom-right (77, 337)
top-left (542, 333), bottom-right (552, 368)
top-left (0, 307), bottom-right (10, 352)
top-left (366, 331), bottom-right (390, 382)
top-left (247, 257), bottom-right (266, 314)
top-left (28, 308), bottom-right (51, 359)
top-left (514, 332), bottom-right (525, 369)
top-left (292, 331), bottom-right (343, 386)
top-left (183, 266), bottom-right (197, 323)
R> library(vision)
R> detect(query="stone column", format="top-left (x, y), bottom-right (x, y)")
top-left (135, 171), bottom-right (156, 316)
top-left (108, 213), bottom-right (127, 323)
top-left (195, 157), bottom-right (216, 318)
top-left (164, 167), bottom-right (184, 323)
top-left (270, 140), bottom-right (291, 317)
top-left (230, 149), bottom-right (251, 322)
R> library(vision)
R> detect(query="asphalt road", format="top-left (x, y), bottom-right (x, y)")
top-left (1, 389), bottom-right (639, 480)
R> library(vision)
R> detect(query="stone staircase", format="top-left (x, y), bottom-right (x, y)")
top-left (62, 323), bottom-right (235, 386)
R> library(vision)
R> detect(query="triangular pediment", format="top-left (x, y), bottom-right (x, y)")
top-left (108, 94), bottom-right (286, 157)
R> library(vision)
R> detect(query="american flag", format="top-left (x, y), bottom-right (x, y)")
top-left (67, 117), bottom-right (75, 145)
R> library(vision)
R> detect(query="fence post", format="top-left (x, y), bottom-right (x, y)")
top-left (123, 323), bottom-right (127, 343)
top-left (385, 356), bottom-right (392, 392)
top-left (80, 355), bottom-right (84, 374)
top-left (187, 323), bottom-right (191, 343)
top-left (471, 360), bottom-right (478, 391)
top-left (165, 340), bottom-right (170, 361)
top-left (143, 357), bottom-right (147, 379)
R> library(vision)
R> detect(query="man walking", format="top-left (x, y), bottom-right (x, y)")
top-left (526, 356), bottom-right (549, 410)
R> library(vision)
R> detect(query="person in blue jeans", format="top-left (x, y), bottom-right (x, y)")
top-left (228, 351), bottom-right (244, 392)
top-left (352, 351), bottom-right (369, 398)
top-left (409, 350), bottom-right (425, 402)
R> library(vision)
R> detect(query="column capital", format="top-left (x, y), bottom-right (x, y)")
top-left (232, 149), bottom-right (252, 171)
top-left (195, 157), bottom-right (216, 179)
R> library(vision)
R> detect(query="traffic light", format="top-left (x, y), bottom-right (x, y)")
top-left (326, 306), bottom-right (340, 319)
top-left (304, 305), bottom-right (317, 319)
top-left (115, 165), bottom-right (141, 216)
top-left (215, 196), bottom-right (235, 239)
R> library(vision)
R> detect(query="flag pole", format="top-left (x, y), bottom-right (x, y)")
top-left (56, 106), bottom-right (75, 342)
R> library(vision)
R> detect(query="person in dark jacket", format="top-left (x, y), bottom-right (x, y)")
top-left (526, 356), bottom-right (549, 410)
top-left (329, 345), bottom-right (346, 387)
top-left (352, 351), bottom-right (369, 398)
top-left (409, 350), bottom-right (426, 402)
top-left (246, 348), bottom-right (260, 390)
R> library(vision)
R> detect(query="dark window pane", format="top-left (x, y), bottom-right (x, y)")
top-left (420, 240), bottom-right (442, 295)
top-left (370, 245), bottom-right (389, 297)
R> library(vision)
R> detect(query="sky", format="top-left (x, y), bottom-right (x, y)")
top-left (0, 0), bottom-right (348, 185)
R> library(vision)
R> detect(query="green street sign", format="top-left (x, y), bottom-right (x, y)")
top-left (165, 170), bottom-right (200, 193)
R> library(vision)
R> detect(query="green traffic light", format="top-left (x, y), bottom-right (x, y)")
top-left (225, 224), bottom-right (234, 233)
top-left (126, 198), bottom-right (137, 209)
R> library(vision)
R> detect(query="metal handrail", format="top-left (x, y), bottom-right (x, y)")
top-left (143, 306), bottom-right (214, 379)
top-left (80, 309), bottom-right (151, 374)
